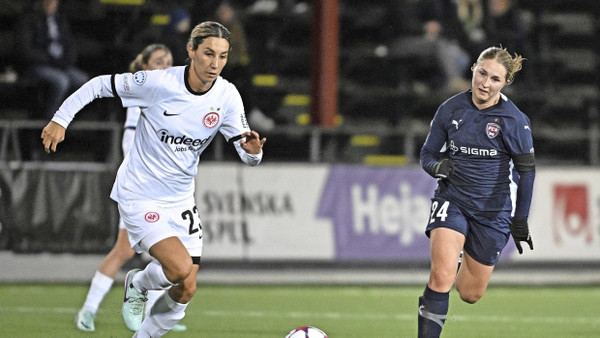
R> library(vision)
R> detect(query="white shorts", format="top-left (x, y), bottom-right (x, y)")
top-left (118, 218), bottom-right (126, 230)
top-left (118, 197), bottom-right (203, 258)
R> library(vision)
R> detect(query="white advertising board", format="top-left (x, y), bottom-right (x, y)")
top-left (196, 164), bottom-right (600, 262)
top-left (195, 163), bottom-right (335, 260)
top-left (519, 168), bottom-right (600, 261)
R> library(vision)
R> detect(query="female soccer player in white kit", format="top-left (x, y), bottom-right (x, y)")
top-left (76, 43), bottom-right (189, 333)
top-left (41, 21), bottom-right (266, 337)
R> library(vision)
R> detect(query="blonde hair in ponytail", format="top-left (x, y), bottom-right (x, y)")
top-left (129, 43), bottom-right (171, 72)
top-left (475, 46), bottom-right (525, 84)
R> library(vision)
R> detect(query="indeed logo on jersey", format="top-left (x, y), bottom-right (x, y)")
top-left (157, 129), bottom-right (210, 152)
top-left (449, 140), bottom-right (498, 156)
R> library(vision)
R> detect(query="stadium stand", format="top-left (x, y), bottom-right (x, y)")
top-left (0, 0), bottom-right (598, 164)
top-left (0, 2), bottom-right (43, 119)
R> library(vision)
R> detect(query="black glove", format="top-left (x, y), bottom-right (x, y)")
top-left (510, 218), bottom-right (534, 254)
top-left (432, 158), bottom-right (455, 178)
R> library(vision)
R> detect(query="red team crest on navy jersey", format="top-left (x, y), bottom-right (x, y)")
top-left (203, 112), bottom-right (219, 128)
top-left (486, 123), bottom-right (500, 139)
top-left (145, 212), bottom-right (160, 223)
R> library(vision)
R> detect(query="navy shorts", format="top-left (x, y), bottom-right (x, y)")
top-left (425, 197), bottom-right (510, 266)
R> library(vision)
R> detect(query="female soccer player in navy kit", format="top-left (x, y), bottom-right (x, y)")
top-left (418, 46), bottom-right (535, 338)
top-left (41, 21), bottom-right (266, 337)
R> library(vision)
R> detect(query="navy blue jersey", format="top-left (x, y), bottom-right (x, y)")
top-left (421, 91), bottom-right (535, 221)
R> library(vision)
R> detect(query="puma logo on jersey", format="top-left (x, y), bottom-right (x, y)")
top-left (452, 119), bottom-right (462, 129)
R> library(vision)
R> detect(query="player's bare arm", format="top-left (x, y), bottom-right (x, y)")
top-left (240, 131), bottom-right (266, 154)
top-left (41, 121), bottom-right (66, 153)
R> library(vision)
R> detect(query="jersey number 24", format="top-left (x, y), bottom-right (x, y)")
top-left (429, 200), bottom-right (450, 224)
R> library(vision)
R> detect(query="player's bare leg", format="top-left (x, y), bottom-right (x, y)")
top-left (135, 264), bottom-right (199, 336)
top-left (418, 228), bottom-right (465, 338)
top-left (128, 237), bottom-right (196, 337)
top-left (100, 229), bottom-right (136, 276)
top-left (455, 252), bottom-right (494, 304)
top-left (428, 228), bottom-right (465, 292)
top-left (148, 237), bottom-right (193, 295)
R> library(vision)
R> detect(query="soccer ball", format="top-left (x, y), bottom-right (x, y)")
top-left (285, 326), bottom-right (328, 338)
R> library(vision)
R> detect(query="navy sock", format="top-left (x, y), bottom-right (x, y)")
top-left (418, 285), bottom-right (449, 338)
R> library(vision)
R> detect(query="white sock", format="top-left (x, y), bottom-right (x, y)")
top-left (145, 290), bottom-right (165, 318)
top-left (81, 271), bottom-right (113, 313)
top-left (133, 260), bottom-right (175, 293)
top-left (137, 292), bottom-right (188, 337)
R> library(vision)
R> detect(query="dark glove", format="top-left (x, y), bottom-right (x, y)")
top-left (432, 158), bottom-right (455, 178)
top-left (510, 218), bottom-right (534, 254)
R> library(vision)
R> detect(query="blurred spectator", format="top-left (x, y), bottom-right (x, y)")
top-left (456, 0), bottom-right (487, 55)
top-left (189, 0), bottom-right (220, 24)
top-left (162, 7), bottom-right (192, 65)
top-left (484, 0), bottom-right (535, 82)
top-left (485, 0), bottom-right (526, 50)
top-left (246, 0), bottom-right (308, 15)
top-left (212, 1), bottom-right (275, 131)
top-left (391, 0), bottom-right (471, 94)
top-left (16, 0), bottom-right (88, 119)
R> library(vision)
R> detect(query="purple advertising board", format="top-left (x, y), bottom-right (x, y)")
top-left (318, 165), bottom-right (438, 261)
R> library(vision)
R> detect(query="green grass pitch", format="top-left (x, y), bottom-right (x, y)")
top-left (0, 284), bottom-right (598, 337)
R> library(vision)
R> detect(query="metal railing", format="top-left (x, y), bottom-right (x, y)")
top-left (1, 117), bottom-right (600, 166)
top-left (0, 119), bottom-right (122, 170)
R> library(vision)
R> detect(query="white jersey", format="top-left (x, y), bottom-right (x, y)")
top-left (52, 65), bottom-right (261, 204)
top-left (124, 106), bottom-right (141, 130)
top-left (122, 107), bottom-right (140, 154)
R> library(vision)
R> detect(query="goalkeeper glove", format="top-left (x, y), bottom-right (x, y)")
top-left (432, 158), bottom-right (455, 178)
top-left (510, 218), bottom-right (534, 254)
